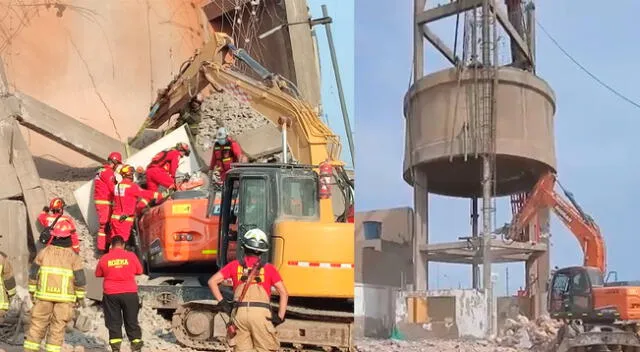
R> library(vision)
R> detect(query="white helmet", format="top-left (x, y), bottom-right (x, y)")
top-left (216, 127), bottom-right (228, 145)
top-left (242, 228), bottom-right (269, 253)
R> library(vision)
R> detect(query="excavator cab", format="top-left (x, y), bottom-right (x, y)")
top-left (548, 266), bottom-right (606, 319)
top-left (216, 163), bottom-right (354, 299)
top-left (217, 163), bottom-right (314, 268)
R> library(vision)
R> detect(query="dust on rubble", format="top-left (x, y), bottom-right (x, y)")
top-left (355, 315), bottom-right (562, 352)
top-left (192, 91), bottom-right (271, 151)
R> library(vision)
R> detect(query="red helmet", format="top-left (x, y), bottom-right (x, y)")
top-left (108, 152), bottom-right (122, 164)
top-left (49, 198), bottom-right (66, 212)
top-left (120, 164), bottom-right (135, 179)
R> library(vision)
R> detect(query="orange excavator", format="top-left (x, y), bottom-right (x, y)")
top-left (505, 171), bottom-right (640, 351)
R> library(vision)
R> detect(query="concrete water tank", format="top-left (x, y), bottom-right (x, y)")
top-left (403, 67), bottom-right (556, 197)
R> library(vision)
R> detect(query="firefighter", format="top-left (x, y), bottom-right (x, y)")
top-left (0, 252), bottom-right (16, 320)
top-left (209, 127), bottom-right (245, 183)
top-left (94, 151), bottom-right (122, 252)
top-left (110, 164), bottom-right (161, 246)
top-left (145, 142), bottom-right (191, 192)
top-left (38, 198), bottom-right (81, 254)
top-left (95, 235), bottom-right (144, 352)
top-left (24, 228), bottom-right (86, 352)
top-left (208, 228), bottom-right (288, 352)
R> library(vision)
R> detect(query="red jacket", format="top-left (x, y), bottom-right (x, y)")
top-left (209, 139), bottom-right (242, 172)
top-left (37, 212), bottom-right (80, 254)
top-left (147, 149), bottom-right (181, 178)
top-left (94, 165), bottom-right (116, 203)
top-left (95, 247), bottom-right (143, 295)
top-left (112, 179), bottom-right (160, 217)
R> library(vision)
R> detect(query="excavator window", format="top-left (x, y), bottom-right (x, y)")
top-left (239, 177), bottom-right (268, 234)
top-left (549, 268), bottom-right (595, 316)
top-left (281, 176), bottom-right (318, 218)
top-left (550, 272), bottom-right (570, 312)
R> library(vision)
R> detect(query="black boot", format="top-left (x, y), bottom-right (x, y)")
top-left (131, 339), bottom-right (144, 351)
top-left (110, 342), bottom-right (121, 352)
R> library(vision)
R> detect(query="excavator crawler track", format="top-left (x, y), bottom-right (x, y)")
top-left (554, 323), bottom-right (640, 352)
top-left (172, 300), bottom-right (354, 351)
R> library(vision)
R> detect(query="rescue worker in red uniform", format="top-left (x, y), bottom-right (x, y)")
top-left (110, 165), bottom-right (161, 245)
top-left (38, 198), bottom-right (80, 254)
top-left (145, 143), bottom-right (191, 192)
top-left (95, 235), bottom-right (144, 352)
top-left (24, 226), bottom-right (86, 352)
top-left (209, 127), bottom-right (245, 183)
top-left (208, 228), bottom-right (288, 351)
top-left (0, 252), bottom-right (16, 320)
top-left (94, 152), bottom-right (123, 252)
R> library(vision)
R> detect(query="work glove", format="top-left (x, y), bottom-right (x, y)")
top-left (42, 206), bottom-right (50, 213)
top-left (268, 311), bottom-right (285, 327)
top-left (217, 299), bottom-right (233, 315)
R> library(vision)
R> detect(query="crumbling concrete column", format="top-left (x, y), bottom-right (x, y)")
top-left (412, 168), bottom-right (428, 291)
top-left (525, 208), bottom-right (550, 318)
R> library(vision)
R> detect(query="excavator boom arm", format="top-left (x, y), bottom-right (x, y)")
top-left (145, 32), bottom-right (342, 167)
top-left (508, 172), bottom-right (606, 273)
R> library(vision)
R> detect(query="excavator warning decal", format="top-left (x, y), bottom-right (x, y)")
top-left (287, 261), bottom-right (354, 269)
top-left (172, 204), bottom-right (192, 215)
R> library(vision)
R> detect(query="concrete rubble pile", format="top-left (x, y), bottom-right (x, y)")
top-left (193, 91), bottom-right (270, 151)
top-left (355, 337), bottom-right (529, 352)
top-left (496, 314), bottom-right (562, 351)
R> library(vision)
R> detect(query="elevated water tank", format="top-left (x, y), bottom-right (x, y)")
top-left (403, 67), bottom-right (556, 197)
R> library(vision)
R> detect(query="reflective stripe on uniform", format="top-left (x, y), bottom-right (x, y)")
top-left (45, 343), bottom-right (62, 352)
top-left (222, 157), bottom-right (232, 162)
top-left (111, 214), bottom-right (133, 222)
top-left (35, 266), bottom-right (76, 303)
top-left (110, 338), bottom-right (123, 344)
top-left (7, 287), bottom-right (16, 296)
top-left (98, 232), bottom-right (106, 237)
top-left (28, 284), bottom-right (36, 293)
top-left (76, 289), bottom-right (85, 299)
top-left (24, 340), bottom-right (40, 350)
top-left (132, 339), bottom-right (142, 343)
top-left (94, 200), bottom-right (112, 205)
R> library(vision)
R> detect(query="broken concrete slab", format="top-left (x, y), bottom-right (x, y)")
top-left (0, 165), bottom-right (22, 200)
top-left (0, 119), bottom-right (14, 165)
top-left (128, 128), bottom-right (164, 150)
top-left (22, 186), bottom-right (48, 247)
top-left (12, 91), bottom-right (129, 163)
top-left (10, 119), bottom-right (42, 191)
top-left (235, 123), bottom-right (284, 159)
top-left (0, 200), bottom-right (28, 286)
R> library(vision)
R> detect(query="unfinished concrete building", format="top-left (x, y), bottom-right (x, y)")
top-left (401, 0), bottom-right (554, 338)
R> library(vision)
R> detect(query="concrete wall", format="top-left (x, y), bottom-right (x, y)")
top-left (355, 207), bottom-right (413, 243)
top-left (354, 283), bottom-right (397, 339)
top-left (354, 207), bottom-right (414, 287)
top-left (395, 289), bottom-right (487, 339)
top-left (1, 0), bottom-right (210, 173)
top-left (357, 240), bottom-right (413, 287)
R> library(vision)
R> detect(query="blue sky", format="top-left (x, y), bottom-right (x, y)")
top-left (308, 0), bottom-right (355, 168)
top-left (356, 0), bottom-right (640, 295)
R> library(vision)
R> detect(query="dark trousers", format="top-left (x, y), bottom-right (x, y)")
top-left (103, 292), bottom-right (142, 344)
